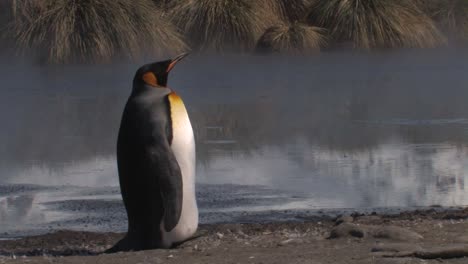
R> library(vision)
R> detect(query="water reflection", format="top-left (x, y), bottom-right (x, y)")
top-left (198, 142), bottom-right (468, 207)
top-left (0, 195), bottom-right (34, 226)
top-left (0, 51), bottom-right (468, 233)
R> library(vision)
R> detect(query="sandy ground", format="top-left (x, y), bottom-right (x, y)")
top-left (1, 208), bottom-right (468, 264)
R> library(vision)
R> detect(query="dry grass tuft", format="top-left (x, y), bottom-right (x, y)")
top-left (275, 0), bottom-right (312, 22)
top-left (429, 0), bottom-right (468, 43)
top-left (8, 0), bottom-right (187, 64)
top-left (166, 0), bottom-right (282, 52)
top-left (307, 0), bottom-right (447, 49)
top-left (256, 23), bottom-right (326, 54)
top-left (153, 0), bottom-right (172, 10)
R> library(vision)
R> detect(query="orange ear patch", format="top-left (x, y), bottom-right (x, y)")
top-left (142, 72), bottom-right (158, 86)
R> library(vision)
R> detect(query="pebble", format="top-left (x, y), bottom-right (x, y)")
top-left (278, 239), bottom-right (303, 246)
top-left (236, 231), bottom-right (249, 238)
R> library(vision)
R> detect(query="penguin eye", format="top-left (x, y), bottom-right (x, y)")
top-left (142, 72), bottom-right (158, 87)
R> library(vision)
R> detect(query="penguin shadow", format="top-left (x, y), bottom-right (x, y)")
top-left (0, 236), bottom-right (209, 258)
top-left (103, 230), bottom-right (209, 254)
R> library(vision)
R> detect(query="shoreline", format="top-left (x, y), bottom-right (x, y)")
top-left (1, 207), bottom-right (467, 263)
top-left (1, 204), bottom-right (466, 240)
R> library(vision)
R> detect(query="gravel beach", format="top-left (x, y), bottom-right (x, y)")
top-left (1, 208), bottom-right (467, 264)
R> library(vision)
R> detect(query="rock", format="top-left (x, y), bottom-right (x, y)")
top-left (236, 230), bottom-right (248, 239)
top-left (329, 223), bottom-right (366, 239)
top-left (371, 226), bottom-right (423, 242)
top-left (358, 215), bottom-right (382, 223)
top-left (335, 216), bottom-right (354, 226)
top-left (277, 239), bottom-right (303, 246)
top-left (371, 242), bottom-right (423, 253)
top-left (384, 245), bottom-right (468, 259)
top-left (329, 223), bottom-right (423, 242)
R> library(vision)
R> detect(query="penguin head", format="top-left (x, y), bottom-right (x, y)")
top-left (132, 53), bottom-right (189, 93)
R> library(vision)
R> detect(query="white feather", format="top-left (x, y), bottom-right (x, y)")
top-left (160, 94), bottom-right (198, 247)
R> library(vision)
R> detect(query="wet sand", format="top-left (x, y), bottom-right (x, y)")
top-left (1, 208), bottom-right (467, 263)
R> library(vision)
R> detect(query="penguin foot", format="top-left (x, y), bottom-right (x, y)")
top-left (105, 235), bottom-right (169, 253)
top-left (105, 237), bottom-right (135, 254)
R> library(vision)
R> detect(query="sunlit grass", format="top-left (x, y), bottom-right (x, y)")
top-left (6, 0), bottom-right (187, 63)
top-left (429, 0), bottom-right (468, 44)
top-left (307, 0), bottom-right (447, 49)
top-left (1, 0), bottom-right (466, 63)
top-left (256, 22), bottom-right (326, 54)
top-left (166, 0), bottom-right (282, 52)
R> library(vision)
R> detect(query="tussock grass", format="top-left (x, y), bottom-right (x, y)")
top-left (153, 0), bottom-right (172, 10)
top-left (256, 23), bottom-right (326, 54)
top-left (275, 0), bottom-right (312, 22)
top-left (429, 0), bottom-right (468, 43)
top-left (167, 0), bottom-right (281, 52)
top-left (307, 0), bottom-right (447, 49)
top-left (9, 0), bottom-right (187, 63)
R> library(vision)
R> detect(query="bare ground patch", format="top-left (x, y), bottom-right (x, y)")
top-left (0, 208), bottom-right (467, 264)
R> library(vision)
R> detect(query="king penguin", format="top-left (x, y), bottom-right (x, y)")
top-left (107, 53), bottom-right (198, 252)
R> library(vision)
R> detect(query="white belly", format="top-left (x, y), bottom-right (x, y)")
top-left (161, 93), bottom-right (198, 247)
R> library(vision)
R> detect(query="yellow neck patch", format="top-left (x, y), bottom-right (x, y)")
top-left (142, 72), bottom-right (158, 87)
top-left (168, 92), bottom-right (188, 130)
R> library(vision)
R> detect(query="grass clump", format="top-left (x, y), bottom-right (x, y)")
top-left (275, 0), bottom-right (312, 22)
top-left (256, 23), bottom-right (326, 54)
top-left (8, 0), bottom-right (187, 63)
top-left (167, 0), bottom-right (281, 52)
top-left (307, 0), bottom-right (447, 49)
top-left (430, 0), bottom-right (468, 44)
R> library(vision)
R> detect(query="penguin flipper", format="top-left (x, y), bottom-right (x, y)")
top-left (147, 142), bottom-right (183, 232)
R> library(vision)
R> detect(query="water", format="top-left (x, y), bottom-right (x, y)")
top-left (1, 50), bottom-right (468, 237)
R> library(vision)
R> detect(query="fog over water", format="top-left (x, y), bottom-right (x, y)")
top-left (1, 50), bottom-right (468, 235)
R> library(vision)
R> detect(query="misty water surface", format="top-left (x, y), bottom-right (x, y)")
top-left (1, 50), bottom-right (468, 236)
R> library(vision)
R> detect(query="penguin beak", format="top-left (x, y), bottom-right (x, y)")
top-left (166, 52), bottom-right (190, 73)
